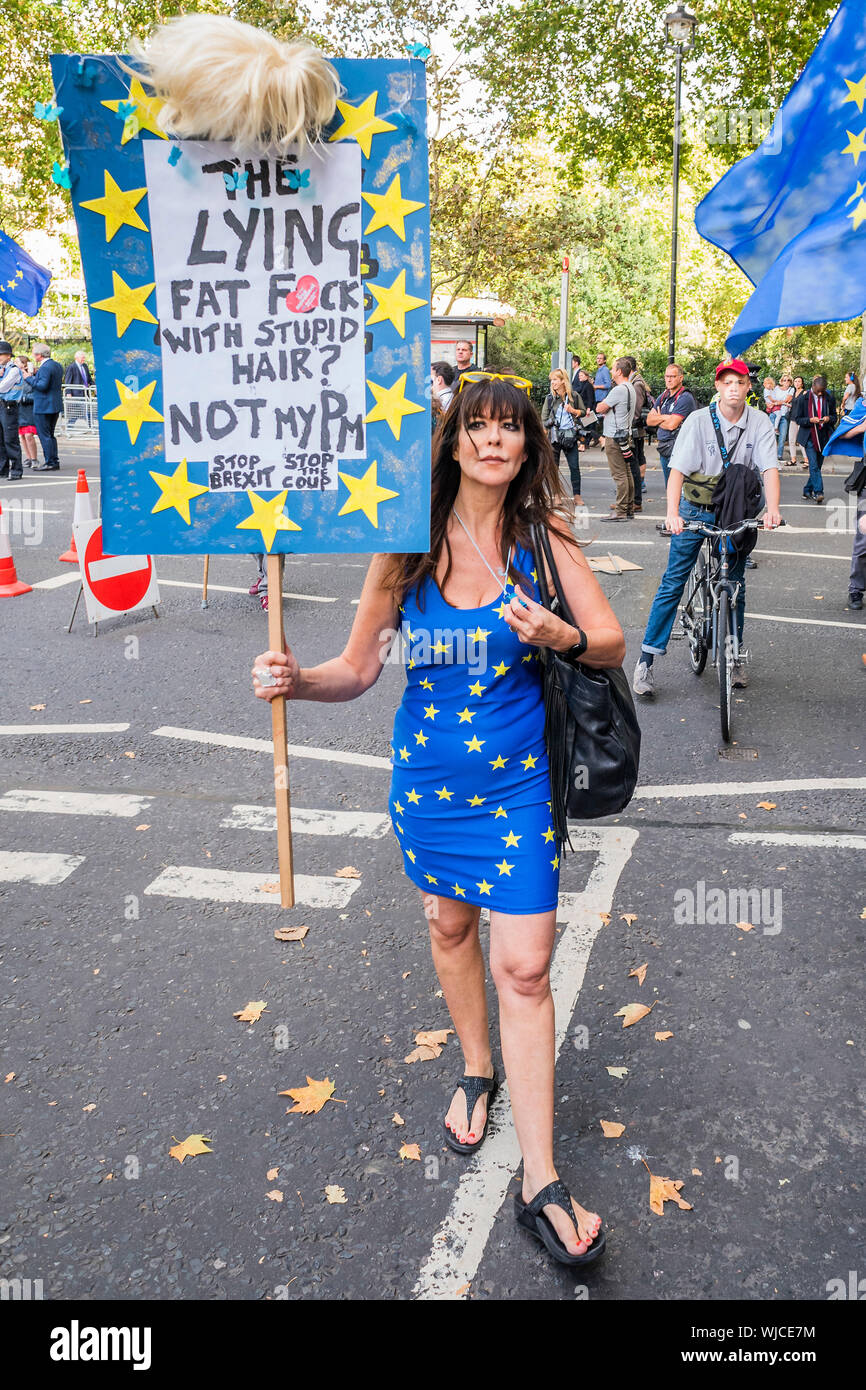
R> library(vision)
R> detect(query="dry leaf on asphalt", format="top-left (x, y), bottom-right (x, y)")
top-left (655, 1031), bottom-right (674, 1041)
top-left (404, 1043), bottom-right (442, 1063)
top-left (324, 1184), bottom-right (347, 1204)
top-left (274, 926), bottom-right (308, 942)
top-left (279, 1076), bottom-right (346, 1114)
top-left (738, 812), bottom-right (747, 819)
top-left (267, 1167), bottom-right (279, 1181)
top-left (266, 1189), bottom-right (283, 1203)
top-left (649, 1173), bottom-right (693, 1216)
top-left (169, 1134), bottom-right (212, 1164)
top-left (735, 921), bottom-right (755, 932)
top-left (620, 913), bottom-right (638, 926)
top-left (599, 912), bottom-right (611, 924)
top-left (629, 963), bottom-right (648, 987)
top-left (399, 1143), bottom-right (421, 1161)
top-left (757, 801), bottom-right (777, 810)
top-left (124, 751), bottom-right (136, 758)
top-left (606, 1066), bottom-right (628, 1078)
top-left (234, 1000), bottom-right (268, 1024)
top-left (415, 1028), bottom-right (453, 1048)
top-left (79, 699), bottom-right (91, 704)
top-left (392, 1113), bottom-right (405, 1126)
top-left (614, 1002), bottom-right (656, 1028)
top-left (692, 1168), bottom-right (703, 1176)
top-left (217, 1074), bottom-right (227, 1082)
top-left (600, 1120), bottom-right (625, 1137)
top-left (260, 882), bottom-right (280, 893)
top-left (30, 704), bottom-right (45, 711)
top-left (4, 1072), bottom-right (14, 1083)
top-left (82, 1103), bottom-right (96, 1112)
top-left (335, 865), bottom-right (361, 878)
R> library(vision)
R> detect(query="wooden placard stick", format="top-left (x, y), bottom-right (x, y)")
top-left (266, 553), bottom-right (295, 908)
top-left (201, 554), bottom-right (210, 609)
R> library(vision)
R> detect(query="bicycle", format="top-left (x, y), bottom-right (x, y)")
top-left (656, 517), bottom-right (786, 743)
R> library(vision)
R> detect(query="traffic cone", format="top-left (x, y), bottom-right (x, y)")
top-left (0, 504), bottom-right (32, 597)
top-left (59, 469), bottom-right (94, 563)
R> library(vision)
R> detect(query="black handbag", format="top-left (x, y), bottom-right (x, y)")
top-left (843, 458), bottom-right (866, 495)
top-left (529, 522), bottom-right (641, 848)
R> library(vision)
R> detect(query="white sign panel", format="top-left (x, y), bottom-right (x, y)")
top-left (144, 140), bottom-right (366, 492)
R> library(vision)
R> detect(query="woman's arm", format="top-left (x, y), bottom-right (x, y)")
top-left (503, 530), bottom-right (626, 669)
top-left (252, 552), bottom-right (400, 704)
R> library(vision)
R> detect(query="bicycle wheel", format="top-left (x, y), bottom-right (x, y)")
top-left (717, 589), bottom-right (733, 743)
top-left (683, 553), bottom-right (708, 675)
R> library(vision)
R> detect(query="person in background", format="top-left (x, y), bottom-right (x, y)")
top-left (646, 363), bottom-right (696, 486)
top-left (788, 376), bottom-right (808, 467)
top-left (762, 376), bottom-right (778, 413)
top-left (790, 373), bottom-right (836, 503)
top-left (772, 373), bottom-right (795, 462)
top-left (841, 369), bottom-right (862, 415)
top-left (29, 342), bottom-right (64, 471)
top-left (624, 356), bottom-right (653, 505)
top-left (432, 360), bottom-right (455, 415)
top-left (15, 355), bottom-right (41, 468)
top-left (597, 357), bottom-right (637, 522)
top-left (593, 352), bottom-right (612, 408)
top-left (63, 349), bottom-right (93, 396)
top-left (575, 368), bottom-right (598, 449)
top-left (0, 340), bottom-right (24, 479)
top-left (454, 340), bottom-right (476, 381)
top-left (542, 367), bottom-right (586, 508)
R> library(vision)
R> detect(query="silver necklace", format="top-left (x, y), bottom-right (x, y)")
top-left (451, 507), bottom-right (512, 597)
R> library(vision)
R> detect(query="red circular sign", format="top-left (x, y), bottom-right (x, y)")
top-left (83, 524), bottom-right (153, 612)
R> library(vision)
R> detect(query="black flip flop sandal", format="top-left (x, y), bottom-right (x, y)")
top-left (443, 1072), bottom-right (497, 1155)
top-left (514, 1178), bottom-right (607, 1268)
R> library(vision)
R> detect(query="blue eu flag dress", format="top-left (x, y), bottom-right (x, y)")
top-left (389, 542), bottom-right (561, 913)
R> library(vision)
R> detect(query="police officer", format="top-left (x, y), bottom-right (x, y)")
top-left (0, 341), bottom-right (24, 480)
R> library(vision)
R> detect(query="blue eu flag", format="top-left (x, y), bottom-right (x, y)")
top-left (0, 228), bottom-right (52, 317)
top-left (695, 1), bottom-right (866, 357)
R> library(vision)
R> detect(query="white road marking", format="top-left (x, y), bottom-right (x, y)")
top-left (158, 578), bottom-right (337, 603)
top-left (0, 789), bottom-right (152, 818)
top-left (0, 723), bottom-right (130, 735)
top-left (751, 549), bottom-right (849, 561)
top-left (88, 554), bottom-right (150, 582)
top-left (221, 804), bottom-right (391, 837)
top-left (143, 864), bottom-right (362, 908)
top-left (729, 830), bottom-right (866, 850)
top-left (413, 826), bottom-right (638, 1300)
top-left (633, 776), bottom-right (866, 799)
top-left (0, 850), bottom-right (84, 884)
top-left (31, 572), bottom-right (82, 589)
top-left (745, 612), bottom-right (866, 631)
top-left (150, 725), bottom-right (392, 770)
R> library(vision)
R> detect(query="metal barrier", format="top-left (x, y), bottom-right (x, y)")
top-left (61, 384), bottom-right (98, 435)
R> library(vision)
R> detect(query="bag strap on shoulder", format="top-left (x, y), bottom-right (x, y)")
top-left (529, 522), bottom-right (577, 627)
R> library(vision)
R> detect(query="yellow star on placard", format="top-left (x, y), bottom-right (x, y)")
top-left (149, 458), bottom-right (209, 524)
top-left (844, 74), bottom-right (866, 114)
top-left (103, 378), bottom-right (163, 444)
top-left (366, 270), bottom-right (428, 338)
top-left (842, 127), bottom-right (866, 164)
top-left (338, 459), bottom-right (399, 527)
top-left (365, 374), bottom-right (424, 441)
top-left (91, 271), bottom-right (157, 337)
top-left (329, 92), bottom-right (396, 157)
top-left (464, 735), bottom-right (484, 753)
top-left (847, 179), bottom-right (866, 205)
top-left (850, 198), bottom-right (866, 231)
top-left (102, 78), bottom-right (167, 143)
top-left (80, 171), bottom-right (148, 241)
top-left (236, 489), bottom-right (302, 552)
top-left (362, 173), bottom-right (425, 240)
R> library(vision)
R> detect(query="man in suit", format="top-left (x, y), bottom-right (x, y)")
top-left (0, 340), bottom-right (24, 479)
top-left (790, 373), bottom-right (837, 503)
top-left (30, 342), bottom-right (64, 471)
top-left (63, 350), bottom-right (93, 396)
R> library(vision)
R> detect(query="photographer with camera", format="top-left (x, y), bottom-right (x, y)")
top-left (597, 357), bottom-right (637, 522)
top-left (624, 356), bottom-right (653, 510)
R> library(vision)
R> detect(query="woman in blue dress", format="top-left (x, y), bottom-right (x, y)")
top-left (253, 376), bottom-right (625, 1267)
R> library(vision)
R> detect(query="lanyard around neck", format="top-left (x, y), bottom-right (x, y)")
top-left (452, 508), bottom-right (513, 598)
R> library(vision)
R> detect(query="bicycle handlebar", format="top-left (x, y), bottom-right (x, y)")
top-left (655, 518), bottom-right (787, 538)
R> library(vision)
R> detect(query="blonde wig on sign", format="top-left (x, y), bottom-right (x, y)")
top-left (129, 14), bottom-right (340, 153)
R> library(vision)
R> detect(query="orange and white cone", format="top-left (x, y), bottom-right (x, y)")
top-left (59, 468), bottom-right (95, 563)
top-left (0, 504), bottom-right (32, 598)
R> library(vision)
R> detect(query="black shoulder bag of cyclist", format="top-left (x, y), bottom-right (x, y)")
top-left (706, 405), bottom-right (763, 558)
top-left (529, 522), bottom-right (641, 850)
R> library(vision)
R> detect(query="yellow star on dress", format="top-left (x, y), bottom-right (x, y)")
top-left (432, 639), bottom-right (451, 656)
top-left (366, 270), bottom-right (428, 338)
top-left (329, 92), bottom-right (396, 157)
top-left (398, 747), bottom-right (410, 761)
top-left (434, 786), bottom-right (454, 801)
top-left (424, 872), bottom-right (438, 885)
top-left (423, 703), bottom-right (439, 720)
top-left (457, 707), bottom-right (475, 723)
top-left (393, 800), bottom-right (404, 816)
top-left (521, 753), bottom-right (538, 771)
top-left (90, 272), bottom-right (157, 337)
top-left (493, 661), bottom-right (510, 677)
top-left (365, 374), bottom-right (424, 440)
top-left (419, 678), bottom-right (434, 691)
top-left (542, 826), bottom-right (556, 843)
top-left (406, 788), bottom-right (422, 804)
top-left (502, 830), bottom-right (521, 847)
top-left (468, 681), bottom-right (486, 696)
top-left (468, 627), bottom-right (491, 644)
top-left (102, 79), bottom-right (167, 143)
top-left (467, 795), bottom-right (486, 806)
top-left (149, 459), bottom-right (209, 524)
top-left (489, 754), bottom-right (508, 770)
top-left (496, 859), bottom-right (514, 877)
top-left (80, 171), bottom-right (148, 241)
top-left (236, 489), bottom-right (302, 551)
top-left (103, 379), bottom-right (163, 444)
top-left (476, 880), bottom-right (493, 896)
top-left (363, 173), bottom-right (425, 239)
top-left (842, 127), bottom-right (866, 164)
top-left (338, 460), bottom-right (399, 527)
top-left (551, 854), bottom-right (560, 870)
top-left (843, 74), bottom-right (866, 114)
top-left (452, 883), bottom-right (466, 898)
top-left (493, 806), bottom-right (508, 819)
top-left (414, 730), bottom-right (429, 745)
top-left (406, 847), bottom-right (416, 863)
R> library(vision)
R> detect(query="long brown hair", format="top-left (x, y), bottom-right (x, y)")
top-left (381, 378), bottom-right (579, 609)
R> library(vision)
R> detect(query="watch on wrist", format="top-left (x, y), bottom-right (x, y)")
top-left (562, 627), bottom-right (588, 661)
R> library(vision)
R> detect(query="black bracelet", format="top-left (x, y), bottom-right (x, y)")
top-left (561, 626), bottom-right (588, 662)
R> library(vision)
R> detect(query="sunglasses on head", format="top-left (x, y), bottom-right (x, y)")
top-left (457, 370), bottom-right (532, 396)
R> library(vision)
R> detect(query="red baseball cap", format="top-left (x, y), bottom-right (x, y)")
top-left (715, 358), bottom-right (750, 381)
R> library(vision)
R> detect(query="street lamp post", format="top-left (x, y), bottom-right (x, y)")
top-left (664, 4), bottom-right (697, 365)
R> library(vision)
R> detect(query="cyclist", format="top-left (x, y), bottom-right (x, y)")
top-left (633, 358), bottom-right (782, 697)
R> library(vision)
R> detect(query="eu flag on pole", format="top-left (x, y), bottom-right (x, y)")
top-left (0, 228), bottom-right (52, 316)
top-left (695, 0), bottom-right (866, 357)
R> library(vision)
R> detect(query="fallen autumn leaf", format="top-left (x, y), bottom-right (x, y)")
top-left (279, 1076), bottom-right (346, 1115)
top-left (335, 866), bottom-right (361, 879)
top-left (655, 1031), bottom-right (674, 1041)
top-left (169, 1134), bottom-right (212, 1164)
top-left (606, 1066), bottom-right (628, 1078)
top-left (629, 962), bottom-right (648, 987)
top-left (600, 1120), bottom-right (625, 1137)
top-left (266, 1189), bottom-right (283, 1203)
top-left (324, 1184), bottom-right (348, 1204)
top-left (399, 1143), bottom-right (421, 1161)
top-left (649, 1173), bottom-right (693, 1216)
top-left (274, 926), bottom-right (308, 942)
top-left (614, 1002), bottom-right (655, 1028)
top-left (233, 1000), bottom-right (268, 1024)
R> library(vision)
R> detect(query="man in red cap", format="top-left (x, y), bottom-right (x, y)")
top-left (633, 358), bottom-right (782, 696)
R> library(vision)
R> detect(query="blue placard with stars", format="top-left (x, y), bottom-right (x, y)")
top-left (51, 53), bottom-right (430, 555)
